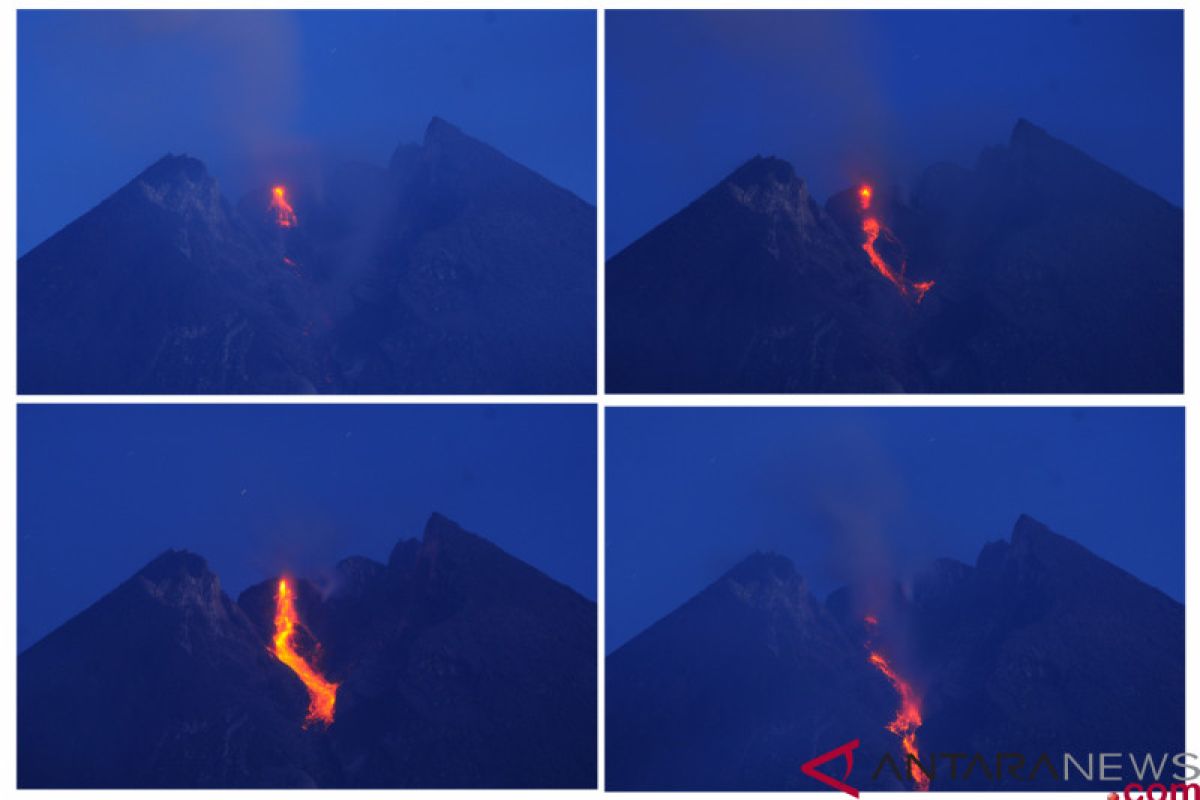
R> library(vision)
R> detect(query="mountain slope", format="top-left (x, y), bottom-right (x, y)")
top-left (18, 550), bottom-right (330, 787)
top-left (910, 515), bottom-right (1184, 788)
top-left (607, 552), bottom-right (897, 790)
top-left (18, 513), bottom-right (596, 788)
top-left (899, 120), bottom-right (1182, 392)
top-left (19, 118), bottom-right (595, 394)
top-left (333, 118), bottom-right (596, 393)
top-left (607, 120), bottom-right (1182, 393)
top-left (237, 512), bottom-right (598, 788)
top-left (18, 156), bottom-right (321, 393)
top-left (606, 157), bottom-right (922, 393)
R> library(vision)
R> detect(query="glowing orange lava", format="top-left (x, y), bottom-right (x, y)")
top-left (856, 183), bottom-right (933, 303)
top-left (911, 280), bottom-right (935, 304)
top-left (864, 616), bottom-right (930, 791)
top-left (861, 217), bottom-right (904, 287)
top-left (270, 185), bottom-right (298, 229)
top-left (858, 184), bottom-right (873, 211)
top-left (273, 578), bottom-right (338, 728)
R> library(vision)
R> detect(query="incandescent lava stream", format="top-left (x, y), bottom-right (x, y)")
top-left (864, 615), bottom-right (930, 791)
top-left (856, 183), bottom-right (933, 303)
top-left (273, 578), bottom-right (338, 728)
top-left (269, 185), bottom-right (298, 229)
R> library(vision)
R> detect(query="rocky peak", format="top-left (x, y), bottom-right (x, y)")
top-left (133, 549), bottom-right (225, 610)
top-left (424, 115), bottom-right (468, 147)
top-left (725, 155), bottom-right (798, 189)
top-left (132, 154), bottom-right (225, 219)
top-left (418, 116), bottom-right (502, 172)
top-left (1010, 512), bottom-right (1055, 549)
top-left (716, 551), bottom-right (817, 617)
top-left (386, 117), bottom-right (474, 179)
top-left (138, 153), bottom-right (210, 187)
top-left (119, 154), bottom-right (241, 255)
top-left (137, 548), bottom-right (212, 582)
top-left (720, 156), bottom-right (817, 219)
top-left (986, 117), bottom-right (1111, 192)
top-left (386, 512), bottom-right (504, 577)
top-left (721, 550), bottom-right (797, 585)
top-left (418, 512), bottom-right (512, 569)
top-left (423, 510), bottom-right (480, 544)
top-left (1009, 117), bottom-right (1053, 149)
top-left (976, 513), bottom-right (1076, 573)
top-left (413, 512), bottom-right (507, 586)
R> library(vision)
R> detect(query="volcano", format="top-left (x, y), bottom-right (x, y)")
top-left (18, 513), bottom-right (597, 788)
top-left (606, 120), bottom-right (1182, 393)
top-left (18, 117), bottom-right (596, 394)
top-left (606, 515), bottom-right (1183, 791)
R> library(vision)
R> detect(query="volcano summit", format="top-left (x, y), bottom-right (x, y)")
top-left (606, 120), bottom-right (1182, 393)
top-left (18, 118), bottom-right (596, 394)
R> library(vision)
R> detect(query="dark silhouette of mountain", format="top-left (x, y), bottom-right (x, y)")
top-left (909, 515), bottom-right (1184, 789)
top-left (607, 120), bottom-right (1181, 393)
top-left (19, 514), bottom-right (597, 788)
top-left (606, 515), bottom-right (1183, 791)
top-left (607, 552), bottom-right (897, 791)
top-left (19, 118), bottom-right (595, 394)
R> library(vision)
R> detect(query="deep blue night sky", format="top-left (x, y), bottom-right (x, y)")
top-left (18, 10), bottom-right (596, 255)
top-left (19, 405), bottom-right (596, 651)
top-left (606, 408), bottom-right (1183, 651)
top-left (607, 10), bottom-right (1182, 255)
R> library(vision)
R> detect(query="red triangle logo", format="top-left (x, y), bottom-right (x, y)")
top-left (800, 738), bottom-right (860, 797)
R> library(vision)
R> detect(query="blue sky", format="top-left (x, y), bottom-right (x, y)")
top-left (19, 404), bottom-right (597, 651)
top-left (18, 10), bottom-right (596, 255)
top-left (607, 10), bottom-right (1182, 254)
top-left (607, 407), bottom-right (1183, 651)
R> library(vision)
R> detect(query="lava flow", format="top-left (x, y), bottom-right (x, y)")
top-left (269, 185), bottom-right (298, 229)
top-left (273, 578), bottom-right (338, 728)
top-left (856, 183), bottom-right (933, 303)
top-left (864, 616), bottom-right (930, 791)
